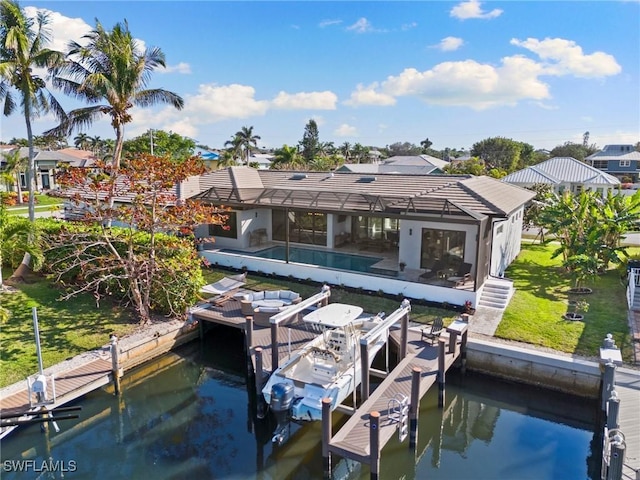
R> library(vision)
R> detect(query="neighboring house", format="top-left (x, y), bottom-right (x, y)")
top-left (0, 147), bottom-right (96, 193)
top-left (337, 154), bottom-right (448, 175)
top-left (194, 147), bottom-right (220, 169)
top-left (248, 153), bottom-right (275, 170)
top-left (192, 167), bottom-right (534, 308)
top-left (586, 145), bottom-right (640, 182)
top-left (501, 156), bottom-right (620, 196)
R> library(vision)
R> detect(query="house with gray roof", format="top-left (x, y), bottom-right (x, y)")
top-left (501, 156), bottom-right (620, 195)
top-left (337, 154), bottom-right (448, 175)
top-left (586, 145), bottom-right (640, 182)
top-left (191, 167), bottom-right (534, 308)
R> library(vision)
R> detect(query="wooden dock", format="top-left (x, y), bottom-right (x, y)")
top-left (614, 369), bottom-right (640, 479)
top-left (327, 327), bottom-right (462, 464)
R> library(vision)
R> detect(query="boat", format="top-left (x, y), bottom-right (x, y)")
top-left (262, 303), bottom-right (388, 425)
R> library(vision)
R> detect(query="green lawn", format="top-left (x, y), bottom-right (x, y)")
top-left (0, 273), bottom-right (137, 388)
top-left (5, 193), bottom-right (63, 215)
top-left (497, 243), bottom-right (634, 361)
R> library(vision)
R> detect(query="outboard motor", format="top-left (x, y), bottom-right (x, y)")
top-left (270, 383), bottom-right (294, 445)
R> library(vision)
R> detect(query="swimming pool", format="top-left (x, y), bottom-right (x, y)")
top-left (249, 246), bottom-right (382, 273)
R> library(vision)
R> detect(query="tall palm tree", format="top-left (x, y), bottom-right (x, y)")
top-left (46, 19), bottom-right (184, 172)
top-left (73, 132), bottom-right (90, 150)
top-left (0, 0), bottom-right (65, 221)
top-left (232, 126), bottom-right (261, 165)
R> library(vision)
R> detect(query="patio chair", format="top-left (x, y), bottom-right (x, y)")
top-left (200, 272), bottom-right (247, 305)
top-left (421, 317), bottom-right (444, 345)
top-left (446, 262), bottom-right (472, 287)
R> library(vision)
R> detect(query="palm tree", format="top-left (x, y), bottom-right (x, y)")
top-left (46, 19), bottom-right (184, 172)
top-left (340, 142), bottom-right (352, 162)
top-left (73, 132), bottom-right (90, 150)
top-left (90, 135), bottom-right (103, 155)
top-left (231, 126), bottom-right (261, 165)
top-left (217, 149), bottom-right (237, 169)
top-left (1, 148), bottom-right (26, 203)
top-left (0, 0), bottom-right (66, 222)
top-left (272, 144), bottom-right (301, 169)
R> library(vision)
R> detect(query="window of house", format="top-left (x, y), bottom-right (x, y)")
top-left (420, 228), bottom-right (466, 270)
top-left (208, 211), bottom-right (237, 239)
top-left (272, 210), bottom-right (327, 246)
top-left (20, 173), bottom-right (26, 188)
top-left (592, 160), bottom-right (607, 169)
top-left (620, 160), bottom-right (631, 167)
top-left (496, 225), bottom-right (504, 235)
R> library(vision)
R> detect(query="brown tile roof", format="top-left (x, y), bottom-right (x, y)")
top-left (195, 167), bottom-right (534, 219)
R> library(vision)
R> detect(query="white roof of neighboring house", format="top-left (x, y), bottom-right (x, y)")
top-left (586, 144), bottom-right (640, 161)
top-left (339, 154), bottom-right (448, 175)
top-left (383, 154), bottom-right (449, 170)
top-left (502, 157), bottom-right (620, 186)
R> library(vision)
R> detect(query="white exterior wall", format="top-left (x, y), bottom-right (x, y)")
top-left (490, 207), bottom-right (524, 277)
top-left (195, 208), bottom-right (272, 249)
top-left (398, 219), bottom-right (478, 272)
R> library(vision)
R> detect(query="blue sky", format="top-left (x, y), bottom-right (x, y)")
top-left (3, 1), bottom-right (639, 152)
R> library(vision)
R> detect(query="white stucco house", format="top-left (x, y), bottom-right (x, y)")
top-left (191, 167), bottom-right (535, 309)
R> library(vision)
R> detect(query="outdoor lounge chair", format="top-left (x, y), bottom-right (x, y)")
top-left (421, 317), bottom-right (444, 344)
top-left (200, 272), bottom-right (247, 305)
top-left (446, 262), bottom-right (472, 287)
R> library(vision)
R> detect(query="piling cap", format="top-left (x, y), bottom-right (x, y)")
top-left (602, 333), bottom-right (617, 349)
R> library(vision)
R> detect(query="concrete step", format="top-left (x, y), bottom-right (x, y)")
top-left (477, 299), bottom-right (508, 309)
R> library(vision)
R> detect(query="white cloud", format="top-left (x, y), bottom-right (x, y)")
top-left (434, 36), bottom-right (464, 52)
top-left (511, 38), bottom-right (622, 78)
top-left (580, 116), bottom-right (594, 122)
top-left (24, 7), bottom-right (92, 54)
top-left (347, 18), bottom-right (374, 33)
top-left (271, 91), bottom-right (338, 110)
top-left (319, 19), bottom-right (342, 28)
top-left (378, 56), bottom-right (550, 110)
top-left (159, 62), bottom-right (192, 74)
top-left (334, 124), bottom-right (358, 137)
top-left (401, 22), bottom-right (418, 31)
top-left (350, 37), bottom-right (620, 110)
top-left (185, 84), bottom-right (269, 120)
top-left (450, 0), bottom-right (503, 20)
top-left (344, 83), bottom-right (396, 107)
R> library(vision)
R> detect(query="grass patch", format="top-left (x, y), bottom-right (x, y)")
top-left (0, 275), bottom-right (137, 388)
top-left (497, 243), bottom-right (633, 361)
top-left (6, 194), bottom-right (63, 215)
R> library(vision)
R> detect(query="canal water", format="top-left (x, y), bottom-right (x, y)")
top-left (1, 327), bottom-right (601, 479)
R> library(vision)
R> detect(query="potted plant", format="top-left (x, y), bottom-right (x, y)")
top-left (564, 299), bottom-right (589, 321)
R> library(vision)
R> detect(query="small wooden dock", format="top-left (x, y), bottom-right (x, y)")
top-left (328, 327), bottom-right (461, 464)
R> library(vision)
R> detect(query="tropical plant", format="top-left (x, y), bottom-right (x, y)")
top-left (46, 19), bottom-right (184, 172)
top-left (225, 126), bottom-right (260, 166)
top-left (272, 144), bottom-right (301, 169)
top-left (0, 0), bottom-right (66, 221)
top-left (1, 148), bottom-right (26, 203)
top-left (0, 203), bottom-right (43, 287)
top-left (73, 132), bottom-right (90, 150)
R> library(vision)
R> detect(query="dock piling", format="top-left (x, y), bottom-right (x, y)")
top-left (322, 398), bottom-right (332, 479)
top-left (370, 411), bottom-right (381, 480)
top-left (438, 337), bottom-right (446, 408)
top-left (271, 322), bottom-right (279, 371)
top-left (601, 361), bottom-right (616, 411)
top-left (110, 334), bottom-right (121, 396)
top-left (606, 391), bottom-right (620, 429)
top-left (460, 330), bottom-right (468, 374)
top-left (399, 312), bottom-right (408, 359)
top-left (255, 347), bottom-right (265, 419)
top-left (245, 316), bottom-right (254, 353)
top-left (360, 343), bottom-right (370, 403)
top-left (409, 367), bottom-right (421, 451)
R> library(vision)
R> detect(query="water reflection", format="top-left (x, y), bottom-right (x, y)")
top-left (0, 327), bottom-right (599, 479)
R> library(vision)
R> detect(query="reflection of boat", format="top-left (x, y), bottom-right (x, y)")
top-left (262, 303), bottom-right (388, 423)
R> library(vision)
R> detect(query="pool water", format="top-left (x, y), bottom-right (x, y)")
top-left (0, 328), bottom-right (600, 479)
top-left (250, 246), bottom-right (382, 273)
